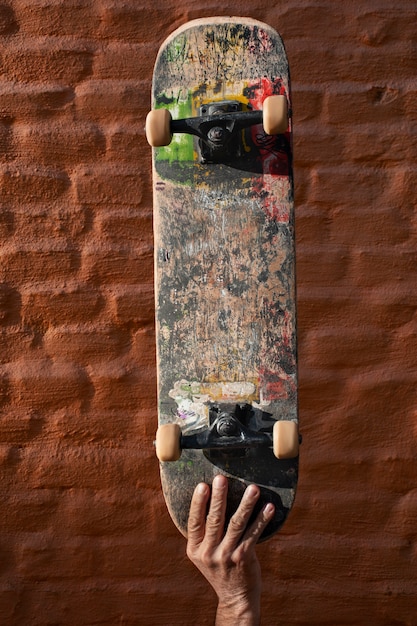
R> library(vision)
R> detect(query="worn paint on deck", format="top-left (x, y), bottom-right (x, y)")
top-left (151, 17), bottom-right (297, 540)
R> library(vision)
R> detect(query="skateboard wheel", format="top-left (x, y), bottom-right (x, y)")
top-left (145, 108), bottom-right (173, 147)
top-left (155, 423), bottom-right (181, 462)
top-left (263, 95), bottom-right (288, 135)
top-left (273, 420), bottom-right (299, 459)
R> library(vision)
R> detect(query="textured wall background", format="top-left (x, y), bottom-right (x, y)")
top-left (0, 1), bottom-right (416, 624)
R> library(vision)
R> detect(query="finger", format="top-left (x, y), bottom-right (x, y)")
top-left (222, 484), bottom-right (261, 551)
top-left (241, 502), bottom-right (275, 547)
top-left (204, 474), bottom-right (228, 545)
top-left (187, 482), bottom-right (210, 549)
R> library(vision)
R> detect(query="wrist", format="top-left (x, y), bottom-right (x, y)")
top-left (216, 597), bottom-right (260, 626)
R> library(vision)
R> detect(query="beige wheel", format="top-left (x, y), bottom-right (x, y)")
top-left (145, 108), bottom-right (172, 147)
top-left (155, 423), bottom-right (181, 461)
top-left (263, 95), bottom-right (288, 135)
top-left (273, 420), bottom-right (299, 459)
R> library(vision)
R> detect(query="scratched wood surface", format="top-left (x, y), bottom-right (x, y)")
top-left (151, 17), bottom-right (297, 540)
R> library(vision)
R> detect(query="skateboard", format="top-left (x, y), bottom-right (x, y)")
top-left (146, 17), bottom-right (299, 541)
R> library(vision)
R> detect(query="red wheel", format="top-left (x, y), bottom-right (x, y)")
top-left (145, 108), bottom-right (172, 147)
top-left (273, 420), bottom-right (299, 459)
top-left (263, 95), bottom-right (288, 135)
top-left (155, 423), bottom-right (181, 461)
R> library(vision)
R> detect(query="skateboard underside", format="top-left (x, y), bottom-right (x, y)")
top-left (151, 18), bottom-right (297, 540)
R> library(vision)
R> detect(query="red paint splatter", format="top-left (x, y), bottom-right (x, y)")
top-left (244, 77), bottom-right (292, 212)
top-left (252, 175), bottom-right (290, 223)
top-left (259, 367), bottom-right (296, 402)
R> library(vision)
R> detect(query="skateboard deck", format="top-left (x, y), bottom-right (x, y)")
top-left (147, 17), bottom-right (298, 541)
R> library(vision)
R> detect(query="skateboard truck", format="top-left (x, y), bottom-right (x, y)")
top-left (204, 404), bottom-right (274, 459)
top-left (197, 100), bottom-right (249, 163)
top-left (146, 94), bottom-right (288, 163)
top-left (155, 403), bottom-right (299, 463)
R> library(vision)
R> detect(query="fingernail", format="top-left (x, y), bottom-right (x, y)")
top-left (246, 484), bottom-right (259, 499)
top-left (196, 483), bottom-right (207, 495)
top-left (213, 475), bottom-right (226, 490)
top-left (264, 503), bottom-right (275, 516)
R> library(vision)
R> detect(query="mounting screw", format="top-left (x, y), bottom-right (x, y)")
top-left (216, 414), bottom-right (238, 436)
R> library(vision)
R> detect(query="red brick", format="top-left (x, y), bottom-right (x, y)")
top-left (292, 41), bottom-right (415, 84)
top-left (271, 4), bottom-right (349, 41)
top-left (5, 580), bottom-right (212, 626)
top-left (303, 326), bottom-right (393, 370)
top-left (52, 486), bottom-right (156, 539)
top-left (291, 87), bottom-right (323, 124)
top-left (308, 165), bottom-right (391, 208)
top-left (0, 207), bottom-right (14, 238)
top-left (13, 205), bottom-right (90, 242)
top-left (0, 115), bottom-right (14, 163)
top-left (0, 244), bottom-right (79, 284)
top-left (0, 327), bottom-right (36, 365)
top-left (75, 80), bottom-right (147, 123)
top-left (325, 86), bottom-right (404, 126)
top-left (81, 242), bottom-right (153, 285)
top-left (356, 9), bottom-right (417, 46)
top-left (15, 0), bottom-right (99, 37)
top-left (0, 487), bottom-right (60, 532)
top-left (0, 165), bottom-right (70, 202)
top-left (7, 359), bottom-right (92, 412)
top-left (94, 43), bottom-right (150, 80)
top-left (342, 370), bottom-right (417, 433)
top-left (98, 2), bottom-right (175, 44)
top-left (349, 247), bottom-right (416, 288)
top-left (0, 409), bottom-right (44, 445)
top-left (43, 324), bottom-right (131, 364)
top-left (0, 586), bottom-right (21, 624)
top-left (0, 283), bottom-right (20, 324)
top-left (389, 490), bottom-right (417, 542)
top-left (295, 205), bottom-right (333, 247)
top-left (327, 205), bottom-right (413, 246)
top-left (16, 534), bottom-right (97, 580)
top-left (48, 407), bottom-right (137, 445)
top-left (19, 442), bottom-right (145, 490)
top-left (132, 327), bottom-right (156, 369)
top-left (298, 367), bottom-right (347, 418)
top-left (88, 359), bottom-right (146, 412)
top-left (393, 322), bottom-right (417, 370)
top-left (294, 127), bottom-right (346, 166)
top-left (0, 369), bottom-right (10, 407)
top-left (74, 164), bottom-right (143, 206)
top-left (107, 124), bottom-right (148, 163)
top-left (296, 244), bottom-right (350, 286)
top-left (261, 575), bottom-right (417, 626)
top-left (0, 81), bottom-right (75, 120)
top-left (16, 121), bottom-right (106, 166)
top-left (110, 284), bottom-right (155, 326)
top-left (21, 283), bottom-right (104, 327)
top-left (404, 88), bottom-right (417, 121)
top-left (95, 207), bottom-right (153, 243)
top-left (345, 125), bottom-right (416, 165)
top-left (1, 36), bottom-right (94, 84)
top-left (298, 286), bottom-right (417, 334)
top-left (0, 4), bottom-right (17, 35)
top-left (391, 166), bottom-right (417, 210)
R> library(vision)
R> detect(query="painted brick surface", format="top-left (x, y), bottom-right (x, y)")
top-left (0, 1), bottom-right (416, 625)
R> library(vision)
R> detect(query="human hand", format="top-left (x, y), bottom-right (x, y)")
top-left (186, 475), bottom-right (275, 626)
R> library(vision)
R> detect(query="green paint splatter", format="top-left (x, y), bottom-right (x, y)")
top-left (155, 93), bottom-right (194, 164)
top-left (166, 35), bottom-right (188, 65)
top-left (178, 459), bottom-right (194, 472)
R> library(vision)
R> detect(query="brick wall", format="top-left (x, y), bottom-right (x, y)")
top-left (0, 1), bottom-right (416, 624)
